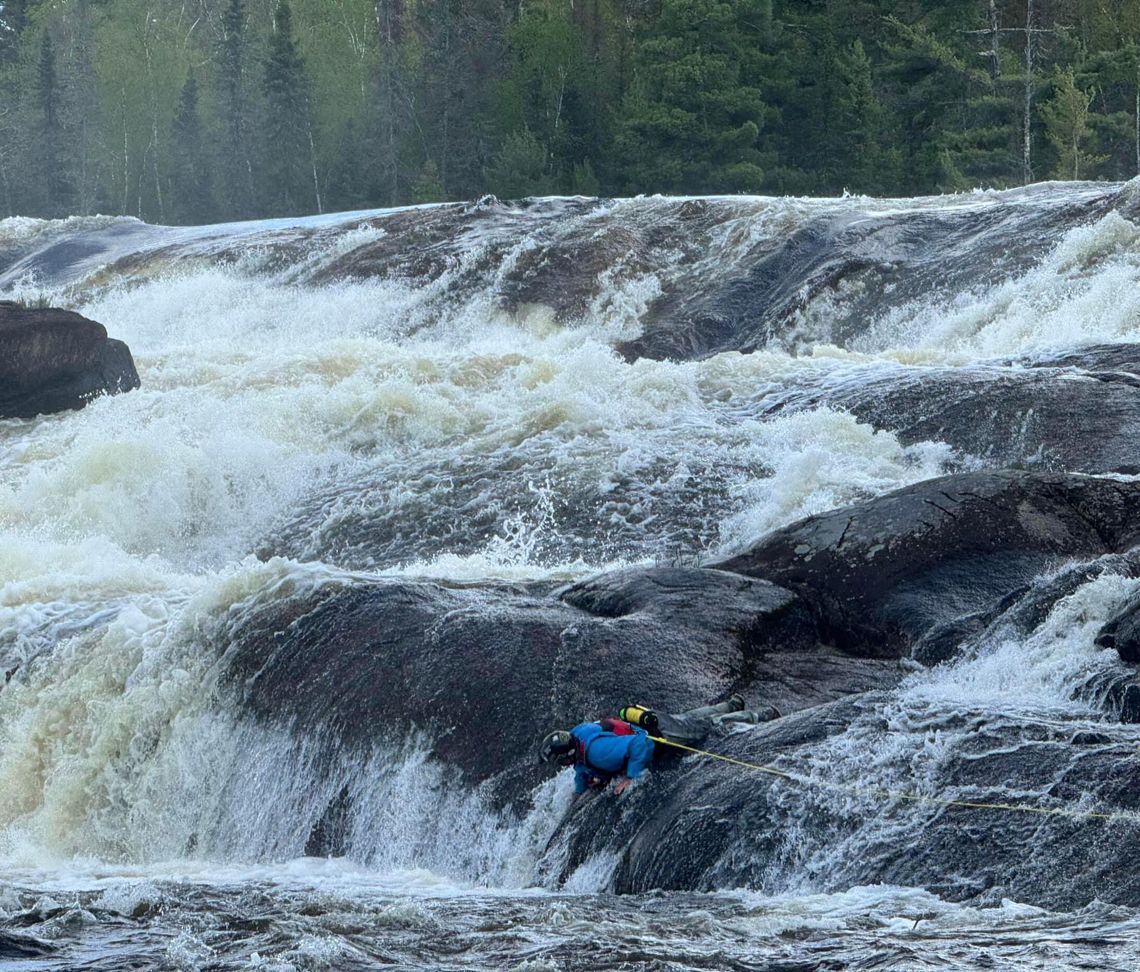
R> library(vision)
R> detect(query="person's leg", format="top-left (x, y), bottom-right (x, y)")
top-left (672, 694), bottom-right (745, 722)
top-left (712, 705), bottom-right (780, 726)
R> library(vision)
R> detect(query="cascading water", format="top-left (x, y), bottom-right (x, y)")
top-left (6, 186), bottom-right (1140, 970)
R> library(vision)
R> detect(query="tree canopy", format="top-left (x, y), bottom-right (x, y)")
top-left (1, 0), bottom-right (1139, 223)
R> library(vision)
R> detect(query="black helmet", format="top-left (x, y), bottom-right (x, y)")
top-left (538, 730), bottom-right (575, 766)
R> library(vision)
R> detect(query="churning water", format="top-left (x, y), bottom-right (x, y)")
top-left (6, 186), bottom-right (1140, 969)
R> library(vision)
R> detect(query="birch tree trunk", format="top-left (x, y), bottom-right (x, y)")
top-left (1022, 0), bottom-right (1034, 183)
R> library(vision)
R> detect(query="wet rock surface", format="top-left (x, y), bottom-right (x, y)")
top-left (220, 466), bottom-right (1140, 908)
top-left (226, 567), bottom-right (871, 795)
top-left (8, 184), bottom-right (1131, 367)
top-left (15, 188), bottom-right (1140, 914)
top-left (716, 471), bottom-right (1140, 658)
top-left (1096, 590), bottom-right (1140, 663)
top-left (572, 701), bottom-right (1140, 910)
top-left (0, 302), bottom-right (140, 419)
top-left (819, 362), bottom-right (1140, 475)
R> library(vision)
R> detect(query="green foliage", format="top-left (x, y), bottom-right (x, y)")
top-left (616, 0), bottom-right (768, 194)
top-left (411, 159), bottom-right (446, 203)
top-left (5, 0), bottom-right (1140, 223)
top-left (571, 159), bottom-right (601, 196)
top-left (34, 30), bottom-right (69, 216)
top-left (172, 72), bottom-right (215, 224)
top-left (485, 128), bottom-right (555, 198)
top-left (0, 0), bottom-right (27, 63)
top-left (262, 1), bottom-right (315, 215)
top-left (1041, 67), bottom-right (1105, 179)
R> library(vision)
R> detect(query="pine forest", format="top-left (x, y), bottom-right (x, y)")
top-left (2, 0), bottom-right (1140, 223)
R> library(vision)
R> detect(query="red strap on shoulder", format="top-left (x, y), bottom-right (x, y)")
top-left (599, 717), bottom-right (635, 736)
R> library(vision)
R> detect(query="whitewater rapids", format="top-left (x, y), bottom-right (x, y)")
top-left (5, 184), bottom-right (1140, 969)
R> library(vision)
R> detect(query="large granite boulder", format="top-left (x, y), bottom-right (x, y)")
top-left (715, 471), bottom-right (1140, 659)
top-left (0, 301), bottom-right (140, 419)
top-left (825, 362), bottom-right (1140, 475)
top-left (219, 470), bottom-right (1140, 904)
top-left (224, 568), bottom-right (856, 792)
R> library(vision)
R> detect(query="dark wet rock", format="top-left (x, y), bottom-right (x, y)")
top-left (917, 554), bottom-right (1140, 670)
top-left (551, 698), bottom-right (1140, 910)
top-left (9, 185), bottom-right (1131, 366)
top-left (1095, 590), bottom-right (1140, 663)
top-left (0, 302), bottom-right (140, 419)
top-left (556, 568), bottom-right (896, 719)
top-left (716, 471), bottom-right (1140, 659)
top-left (222, 470), bottom-right (1140, 907)
top-left (1025, 342), bottom-right (1140, 376)
top-left (555, 695), bottom-right (869, 892)
top-left (1104, 681), bottom-right (1140, 723)
top-left (618, 185), bottom-right (1123, 361)
top-left (0, 932), bottom-right (56, 959)
top-left (825, 364), bottom-right (1140, 475)
top-left (558, 566), bottom-right (809, 650)
top-left (1071, 731), bottom-right (1113, 745)
top-left (224, 564), bottom-right (905, 846)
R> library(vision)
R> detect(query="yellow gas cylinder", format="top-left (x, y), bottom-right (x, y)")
top-left (619, 705), bottom-right (660, 734)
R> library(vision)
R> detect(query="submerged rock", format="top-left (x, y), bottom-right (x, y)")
top-left (0, 301), bottom-right (140, 419)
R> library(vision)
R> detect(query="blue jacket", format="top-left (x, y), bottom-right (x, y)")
top-left (570, 721), bottom-right (655, 794)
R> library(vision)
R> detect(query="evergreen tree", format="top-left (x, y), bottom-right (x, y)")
top-left (485, 128), bottom-right (555, 197)
top-left (831, 39), bottom-right (896, 193)
top-left (171, 72), bottom-right (215, 224)
top-left (0, 0), bottom-right (27, 63)
top-left (615, 0), bottom-right (767, 194)
top-left (218, 0), bottom-right (255, 217)
top-left (262, 0), bottom-right (319, 215)
top-left (0, 0), bottom-right (26, 214)
top-left (415, 0), bottom-right (505, 198)
top-left (411, 159), bottom-right (446, 203)
top-left (498, 0), bottom-right (588, 191)
top-left (1041, 66), bottom-right (1103, 178)
top-left (8, 0), bottom-right (1140, 220)
top-left (35, 31), bottom-right (70, 216)
top-left (571, 158), bottom-right (601, 195)
top-left (323, 118), bottom-right (372, 213)
top-left (374, 0), bottom-right (410, 204)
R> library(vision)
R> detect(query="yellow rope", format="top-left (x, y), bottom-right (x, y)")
top-left (648, 735), bottom-right (1140, 824)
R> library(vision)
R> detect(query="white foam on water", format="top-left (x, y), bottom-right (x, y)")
top-left (856, 211), bottom-right (1140, 359)
top-left (732, 882), bottom-right (1052, 937)
top-left (742, 566), bottom-right (1140, 901)
top-left (713, 406), bottom-right (957, 551)
top-left (0, 558), bottom-right (355, 864)
top-left (901, 569), bottom-right (1140, 716)
top-left (3, 187), bottom-right (1140, 906)
top-left (0, 259), bottom-right (966, 582)
top-left (0, 214), bottom-right (138, 246)
top-left (0, 556), bottom-right (578, 887)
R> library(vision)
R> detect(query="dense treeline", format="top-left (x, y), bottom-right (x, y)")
top-left (2, 0), bottom-right (1140, 223)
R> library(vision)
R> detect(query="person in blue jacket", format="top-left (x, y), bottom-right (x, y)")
top-left (538, 696), bottom-right (776, 796)
top-left (571, 718), bottom-right (654, 796)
